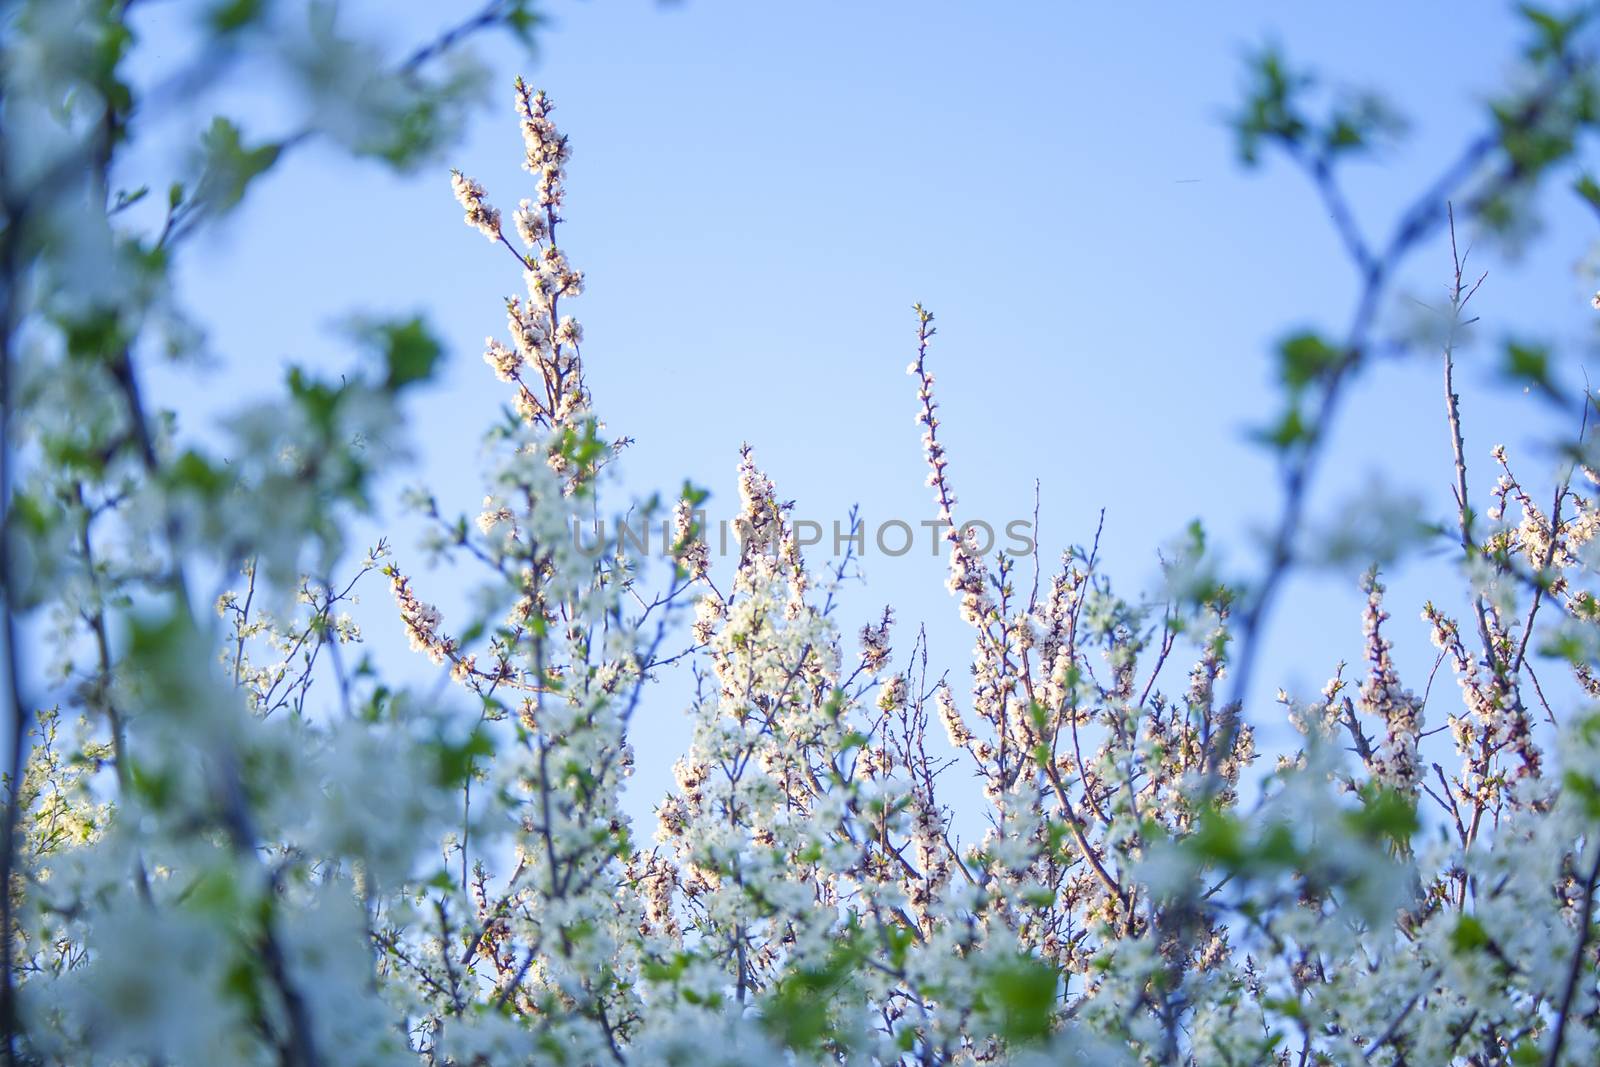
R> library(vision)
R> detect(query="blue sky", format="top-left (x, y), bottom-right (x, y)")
top-left (130, 2), bottom-right (1599, 817)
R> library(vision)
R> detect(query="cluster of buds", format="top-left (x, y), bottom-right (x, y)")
top-left (859, 607), bottom-right (894, 672)
top-left (451, 171), bottom-right (502, 240)
top-left (670, 498), bottom-right (710, 580)
top-left (1358, 571), bottom-right (1423, 792)
top-left (388, 570), bottom-right (454, 666)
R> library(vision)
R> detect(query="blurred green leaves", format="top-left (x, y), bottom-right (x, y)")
top-left (363, 315), bottom-right (446, 391)
top-left (1251, 330), bottom-right (1345, 455)
top-left (1275, 331), bottom-right (1342, 392)
top-left (195, 117), bottom-right (283, 216)
top-left (206, 0), bottom-right (268, 36)
top-left (980, 955), bottom-right (1060, 1047)
top-left (1232, 47), bottom-right (1311, 166)
top-left (1231, 46), bottom-right (1404, 167)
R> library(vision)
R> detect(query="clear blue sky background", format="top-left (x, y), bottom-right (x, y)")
top-left (126, 2), bottom-right (1599, 820)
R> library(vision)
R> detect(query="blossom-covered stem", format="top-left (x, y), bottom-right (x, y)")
top-left (1358, 571), bottom-right (1422, 793)
top-left (72, 489), bottom-right (155, 906)
top-left (1511, 464), bottom-right (1575, 678)
top-left (1042, 760), bottom-right (1125, 907)
top-left (1544, 840), bottom-right (1600, 1067)
top-left (909, 307), bottom-right (955, 535)
top-left (215, 751), bottom-right (322, 1067)
top-left (231, 560), bottom-right (258, 686)
top-left (75, 496), bottom-right (131, 787)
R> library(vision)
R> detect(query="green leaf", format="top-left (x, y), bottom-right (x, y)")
top-left (127, 760), bottom-right (175, 810)
top-left (1253, 405), bottom-right (1310, 452)
top-left (359, 315), bottom-right (445, 391)
top-left (504, 1), bottom-right (544, 48)
top-left (641, 953), bottom-right (690, 983)
top-left (1231, 45), bottom-right (1312, 166)
top-left (1562, 771), bottom-right (1600, 821)
top-left (185, 865), bottom-right (242, 918)
top-left (169, 449), bottom-right (231, 498)
top-left (1502, 340), bottom-right (1556, 397)
top-left (1450, 914), bottom-right (1490, 955)
top-left (1276, 331), bottom-right (1341, 390)
top-left (761, 930), bottom-right (868, 1051)
top-left (1511, 1037), bottom-right (1543, 1065)
top-left (60, 308), bottom-right (130, 362)
top-left (112, 186), bottom-right (149, 211)
top-left (984, 955), bottom-right (1058, 1046)
top-left (1575, 173), bottom-right (1600, 216)
top-left (1188, 809), bottom-right (1249, 868)
top-left (208, 0), bottom-right (266, 33)
top-left (433, 729), bottom-right (495, 788)
top-left (197, 117), bottom-right (282, 214)
top-left (1345, 784), bottom-right (1419, 847)
top-left (1492, 99), bottom-right (1574, 178)
top-left (1262, 995), bottom-right (1304, 1021)
top-left (1321, 93), bottom-right (1405, 158)
top-left (1518, 3), bottom-right (1580, 59)
top-left (285, 365), bottom-right (347, 434)
top-left (1256, 823), bottom-right (1299, 866)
